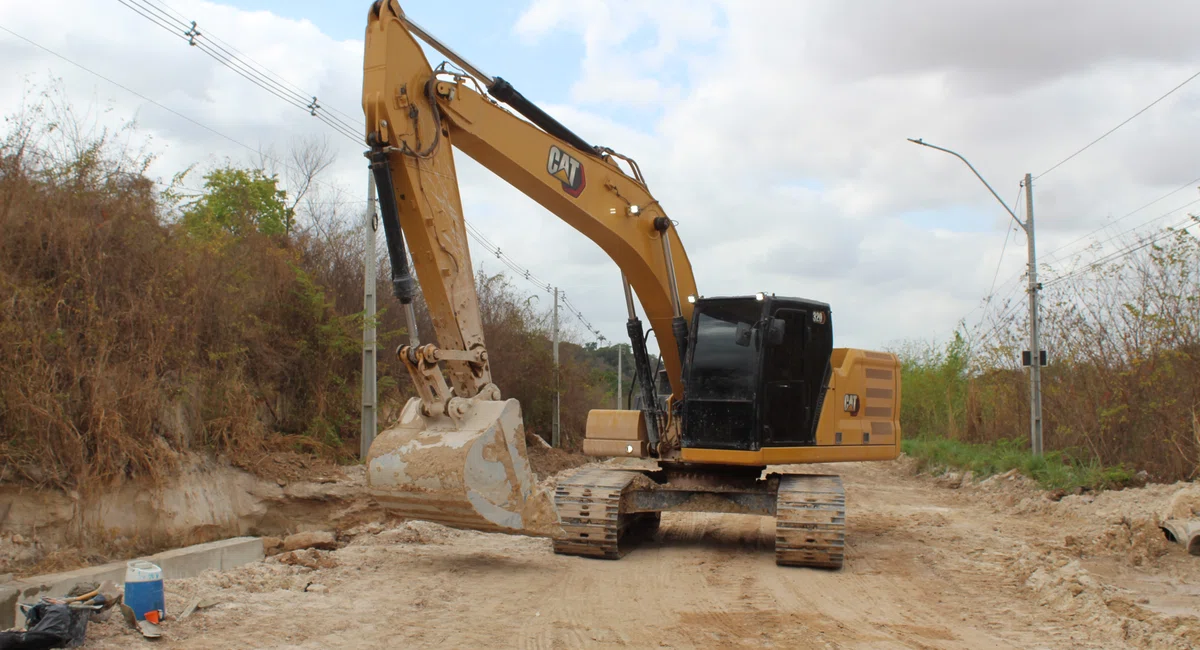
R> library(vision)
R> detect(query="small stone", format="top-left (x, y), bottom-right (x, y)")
top-left (283, 531), bottom-right (337, 552)
top-left (304, 583), bottom-right (328, 593)
top-left (11, 534), bottom-right (25, 545)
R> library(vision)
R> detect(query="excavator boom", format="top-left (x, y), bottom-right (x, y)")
top-left (360, 0), bottom-right (695, 535)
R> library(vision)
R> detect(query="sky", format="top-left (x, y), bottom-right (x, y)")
top-left (3, 0), bottom-right (1200, 354)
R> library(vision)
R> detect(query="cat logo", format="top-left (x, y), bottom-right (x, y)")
top-left (546, 145), bottom-right (586, 197)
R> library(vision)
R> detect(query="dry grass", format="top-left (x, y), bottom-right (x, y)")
top-left (0, 87), bottom-right (361, 491)
top-left (898, 221), bottom-right (1200, 483)
top-left (0, 83), bottom-right (618, 496)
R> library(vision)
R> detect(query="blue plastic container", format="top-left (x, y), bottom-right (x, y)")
top-left (124, 560), bottom-right (164, 621)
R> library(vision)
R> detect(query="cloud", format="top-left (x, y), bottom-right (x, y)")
top-left (3, 0), bottom-right (1200, 356)
top-left (514, 0), bottom-right (1200, 348)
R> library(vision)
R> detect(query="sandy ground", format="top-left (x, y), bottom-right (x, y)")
top-left (79, 459), bottom-right (1200, 649)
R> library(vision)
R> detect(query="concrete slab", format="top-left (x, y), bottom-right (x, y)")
top-left (0, 537), bottom-right (263, 629)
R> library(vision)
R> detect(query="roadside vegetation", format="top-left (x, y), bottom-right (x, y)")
top-left (895, 220), bottom-right (1200, 489)
top-left (0, 83), bottom-right (635, 491)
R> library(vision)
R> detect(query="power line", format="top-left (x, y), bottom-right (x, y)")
top-left (462, 222), bottom-right (607, 342)
top-left (150, 0), bottom-right (362, 128)
top-left (962, 185), bottom-right (1025, 349)
top-left (115, 0), bottom-right (363, 143)
top-left (131, 0), bottom-right (363, 137)
top-left (973, 203), bottom-right (1200, 349)
top-left (1044, 213), bottom-right (1198, 289)
top-left (0, 22), bottom-right (295, 167)
top-left (972, 283), bottom-right (1027, 351)
top-left (1040, 173), bottom-right (1200, 265)
top-left (1049, 196), bottom-right (1200, 272)
top-left (1037, 68), bottom-right (1200, 179)
top-left (984, 186), bottom-right (1026, 301)
top-left (107, 2), bottom-right (609, 342)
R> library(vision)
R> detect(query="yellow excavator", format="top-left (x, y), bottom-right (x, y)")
top-left (361, 1), bottom-right (902, 569)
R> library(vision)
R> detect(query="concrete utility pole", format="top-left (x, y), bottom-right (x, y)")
top-left (907, 139), bottom-right (1044, 456)
top-left (361, 172), bottom-right (378, 460)
top-left (552, 287), bottom-right (561, 448)
top-left (617, 344), bottom-right (623, 409)
top-left (1025, 173), bottom-right (1043, 456)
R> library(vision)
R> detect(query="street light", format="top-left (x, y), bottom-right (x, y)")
top-left (908, 138), bottom-right (1043, 457)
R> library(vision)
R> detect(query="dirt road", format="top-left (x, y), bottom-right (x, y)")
top-left (85, 459), bottom-right (1200, 649)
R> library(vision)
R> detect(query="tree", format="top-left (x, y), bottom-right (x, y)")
top-left (180, 165), bottom-right (294, 238)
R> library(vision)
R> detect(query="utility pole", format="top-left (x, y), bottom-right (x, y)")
top-left (617, 344), bottom-right (623, 409)
top-left (1025, 173), bottom-right (1043, 456)
top-left (552, 287), bottom-right (560, 448)
top-left (907, 139), bottom-right (1044, 456)
top-left (361, 172), bottom-right (378, 460)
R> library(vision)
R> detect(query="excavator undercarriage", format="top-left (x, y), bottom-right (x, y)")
top-left (551, 466), bottom-right (846, 568)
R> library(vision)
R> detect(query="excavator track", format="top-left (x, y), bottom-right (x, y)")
top-left (774, 474), bottom-right (846, 569)
top-left (552, 467), bottom-right (655, 559)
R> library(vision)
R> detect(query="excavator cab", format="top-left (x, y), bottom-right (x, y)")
top-left (682, 295), bottom-right (832, 451)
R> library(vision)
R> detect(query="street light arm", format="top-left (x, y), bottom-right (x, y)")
top-left (907, 138), bottom-right (1025, 229)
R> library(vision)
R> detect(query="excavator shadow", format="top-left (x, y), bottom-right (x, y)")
top-left (622, 513), bottom-right (778, 558)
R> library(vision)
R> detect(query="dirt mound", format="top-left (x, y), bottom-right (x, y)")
top-left (525, 432), bottom-right (591, 478)
top-left (1064, 517), bottom-right (1172, 566)
top-left (1020, 556), bottom-right (1200, 648)
top-left (349, 520), bottom-right (461, 546)
top-left (1161, 485), bottom-right (1200, 520)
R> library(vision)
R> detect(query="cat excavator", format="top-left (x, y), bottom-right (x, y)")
top-left (361, 0), bottom-right (902, 568)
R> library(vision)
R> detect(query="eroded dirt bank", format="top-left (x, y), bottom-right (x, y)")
top-left (74, 458), bottom-right (1200, 649)
top-left (0, 458), bottom-right (386, 577)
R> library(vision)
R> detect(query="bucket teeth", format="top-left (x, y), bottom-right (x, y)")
top-left (774, 474), bottom-right (845, 569)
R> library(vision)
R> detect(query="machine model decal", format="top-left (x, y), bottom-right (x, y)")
top-left (547, 145), bottom-right (586, 197)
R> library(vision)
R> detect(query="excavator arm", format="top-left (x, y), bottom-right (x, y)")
top-left (360, 0), bottom-right (697, 535)
top-left (363, 0), bottom-right (696, 406)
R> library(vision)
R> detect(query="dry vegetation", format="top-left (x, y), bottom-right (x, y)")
top-left (898, 217), bottom-right (1200, 484)
top-left (0, 84), bottom-right (624, 491)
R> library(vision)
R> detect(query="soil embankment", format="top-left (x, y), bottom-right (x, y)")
top-left (0, 457), bottom-right (385, 578)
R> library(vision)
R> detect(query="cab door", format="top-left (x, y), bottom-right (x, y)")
top-left (761, 307), bottom-right (816, 446)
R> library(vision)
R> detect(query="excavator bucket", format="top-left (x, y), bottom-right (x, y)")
top-left (365, 397), bottom-right (562, 537)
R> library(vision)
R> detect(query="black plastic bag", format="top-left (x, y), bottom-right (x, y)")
top-left (0, 602), bottom-right (89, 650)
